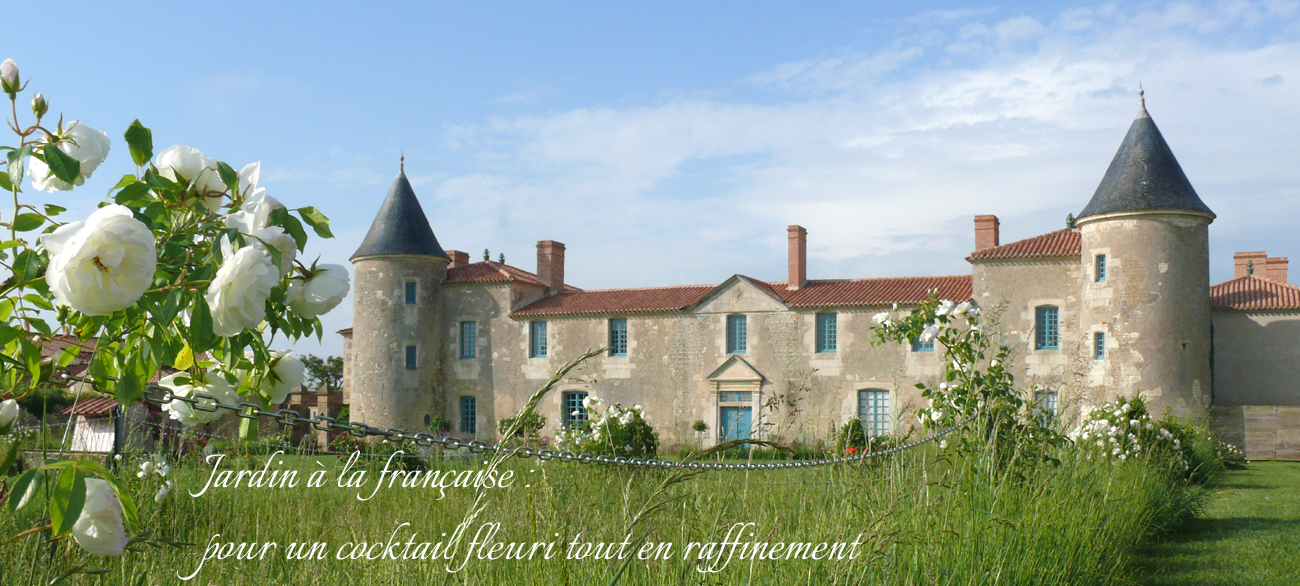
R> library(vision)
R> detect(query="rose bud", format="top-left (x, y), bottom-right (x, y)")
top-left (31, 93), bottom-right (47, 119)
top-left (0, 59), bottom-right (19, 96)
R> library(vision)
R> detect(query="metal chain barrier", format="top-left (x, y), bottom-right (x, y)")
top-left (136, 384), bottom-right (959, 471)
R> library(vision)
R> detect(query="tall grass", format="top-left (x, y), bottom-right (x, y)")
top-left (2, 440), bottom-right (1206, 585)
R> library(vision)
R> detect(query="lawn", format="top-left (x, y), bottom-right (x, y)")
top-left (1139, 462), bottom-right (1300, 585)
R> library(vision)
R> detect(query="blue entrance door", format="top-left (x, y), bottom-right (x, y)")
top-left (719, 406), bottom-right (752, 442)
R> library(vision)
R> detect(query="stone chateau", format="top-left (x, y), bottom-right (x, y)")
top-left (339, 99), bottom-right (1300, 460)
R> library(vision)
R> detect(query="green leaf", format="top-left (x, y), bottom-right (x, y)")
top-left (297, 206), bottom-right (333, 238)
top-left (0, 169), bottom-right (12, 192)
top-left (13, 249), bottom-right (43, 283)
top-left (18, 336), bottom-right (40, 381)
top-left (190, 293), bottom-right (215, 352)
top-left (12, 213), bottom-right (44, 232)
top-left (280, 211), bottom-right (308, 250)
top-left (43, 203), bottom-right (66, 216)
top-left (8, 469), bottom-right (44, 513)
top-left (0, 439), bottom-right (17, 476)
top-left (107, 478), bottom-right (138, 532)
top-left (7, 145), bottom-right (30, 192)
top-left (113, 182), bottom-right (152, 207)
top-left (124, 120), bottom-right (153, 166)
top-left (50, 469), bottom-right (86, 536)
top-left (109, 173), bottom-right (139, 192)
top-left (57, 343), bottom-right (80, 369)
top-left (216, 161), bottom-right (238, 192)
top-left (43, 144), bottom-right (81, 185)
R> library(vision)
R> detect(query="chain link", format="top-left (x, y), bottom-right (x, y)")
top-left (141, 384), bottom-right (959, 471)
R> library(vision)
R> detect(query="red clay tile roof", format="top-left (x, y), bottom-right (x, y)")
top-left (60, 396), bottom-right (118, 417)
top-left (511, 275), bottom-right (972, 317)
top-left (1211, 276), bottom-right (1300, 310)
top-left (511, 285), bottom-right (717, 317)
top-left (967, 228), bottom-right (1081, 261)
top-left (776, 275), bottom-right (973, 308)
top-left (444, 261), bottom-right (581, 292)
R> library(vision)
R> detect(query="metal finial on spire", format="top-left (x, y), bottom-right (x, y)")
top-left (400, 151), bottom-right (405, 173)
top-left (1139, 81), bottom-right (1145, 108)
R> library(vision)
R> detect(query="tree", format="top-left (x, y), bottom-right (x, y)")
top-left (302, 354), bottom-right (343, 391)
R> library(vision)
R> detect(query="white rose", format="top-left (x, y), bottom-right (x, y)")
top-left (239, 161), bottom-right (261, 194)
top-left (28, 121), bottom-right (112, 192)
top-left (224, 190), bottom-right (285, 234)
top-left (206, 237), bottom-right (280, 337)
top-left (39, 204), bottom-right (156, 316)
top-left (871, 312), bottom-right (890, 325)
top-left (250, 226), bottom-right (297, 278)
top-left (953, 301), bottom-right (972, 316)
top-left (0, 59), bottom-right (17, 87)
top-left (0, 398), bottom-right (19, 434)
top-left (242, 350), bottom-right (305, 405)
top-left (920, 323), bottom-right (940, 343)
top-left (285, 264), bottom-right (350, 318)
top-left (160, 371), bottom-right (239, 427)
top-left (936, 300), bottom-right (955, 316)
top-left (155, 480), bottom-right (173, 503)
top-left (155, 145), bottom-right (225, 209)
top-left (70, 479), bottom-right (129, 556)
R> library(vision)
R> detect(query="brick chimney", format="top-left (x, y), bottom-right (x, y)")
top-left (788, 225), bottom-right (807, 291)
top-left (1265, 257), bottom-right (1289, 284)
top-left (1233, 251), bottom-right (1267, 279)
top-left (447, 250), bottom-right (469, 269)
top-left (536, 240), bottom-right (565, 295)
top-left (974, 215), bottom-right (1000, 251)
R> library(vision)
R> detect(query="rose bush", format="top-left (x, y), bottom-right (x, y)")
top-left (0, 59), bottom-right (346, 562)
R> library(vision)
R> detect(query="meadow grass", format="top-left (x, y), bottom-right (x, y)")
top-left (2, 443), bottom-right (1205, 585)
top-left (1138, 461), bottom-right (1300, 585)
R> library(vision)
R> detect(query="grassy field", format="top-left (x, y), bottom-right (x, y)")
top-left (2, 444), bottom-right (1206, 585)
top-left (1139, 462), bottom-right (1300, 585)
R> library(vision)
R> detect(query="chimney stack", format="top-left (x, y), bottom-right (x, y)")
top-left (974, 215), bottom-right (1000, 251)
top-left (536, 240), bottom-right (565, 296)
top-left (1234, 251), bottom-right (1268, 279)
top-left (447, 250), bottom-right (469, 269)
top-left (788, 225), bottom-right (807, 291)
top-left (1265, 257), bottom-right (1289, 284)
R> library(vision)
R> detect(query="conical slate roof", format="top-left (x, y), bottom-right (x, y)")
top-left (1077, 101), bottom-right (1214, 221)
top-left (350, 171), bottom-right (450, 261)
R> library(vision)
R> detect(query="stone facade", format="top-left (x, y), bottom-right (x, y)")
top-left (340, 106), bottom-right (1300, 457)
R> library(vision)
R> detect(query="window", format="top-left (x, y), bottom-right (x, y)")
top-left (1095, 255), bottom-right (1107, 282)
top-left (1035, 306), bottom-right (1059, 350)
top-left (726, 315), bottom-right (747, 354)
top-left (459, 321), bottom-right (477, 359)
top-left (404, 345), bottom-right (417, 369)
top-left (562, 391), bottom-right (588, 428)
top-left (816, 313), bottom-right (837, 353)
top-left (608, 318), bottom-right (627, 356)
top-left (857, 390), bottom-right (891, 437)
top-left (459, 396), bottom-right (477, 434)
top-left (404, 281), bottom-right (417, 305)
top-left (529, 321), bottom-right (547, 358)
top-left (912, 337), bottom-right (935, 352)
top-left (1094, 332), bottom-right (1105, 360)
top-left (1033, 391), bottom-right (1059, 425)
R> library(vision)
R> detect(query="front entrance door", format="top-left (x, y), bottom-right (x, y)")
top-left (719, 405), bottom-right (752, 442)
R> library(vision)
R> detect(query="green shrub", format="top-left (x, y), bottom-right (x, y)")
top-left (427, 416), bottom-right (452, 434)
top-left (497, 411), bottom-right (545, 438)
top-left (555, 400), bottom-right (658, 458)
top-left (836, 418), bottom-right (867, 453)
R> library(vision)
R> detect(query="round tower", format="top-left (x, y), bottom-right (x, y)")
top-left (1076, 93), bottom-right (1215, 420)
top-left (348, 163), bottom-right (451, 432)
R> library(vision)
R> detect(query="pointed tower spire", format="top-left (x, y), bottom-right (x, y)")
top-left (350, 166), bottom-right (450, 261)
top-left (1076, 91), bottom-right (1213, 221)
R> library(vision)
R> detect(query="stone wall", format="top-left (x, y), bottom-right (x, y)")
top-left (1212, 406), bottom-right (1300, 461)
top-left (1211, 310), bottom-right (1300, 406)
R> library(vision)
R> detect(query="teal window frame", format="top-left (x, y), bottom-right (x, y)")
top-left (459, 395), bottom-right (477, 434)
top-left (404, 345), bottom-right (417, 369)
top-left (857, 390), bottom-right (891, 437)
top-left (459, 321), bottom-right (476, 359)
top-left (404, 281), bottom-right (417, 305)
top-left (608, 318), bottom-right (628, 356)
top-left (1094, 332), bottom-right (1105, 360)
top-left (1035, 306), bottom-right (1059, 350)
top-left (562, 391), bottom-right (588, 429)
top-left (1033, 391), bottom-right (1059, 425)
top-left (1096, 255), bottom-right (1107, 282)
top-left (529, 321), bottom-right (548, 358)
top-left (726, 315), bottom-right (747, 354)
top-left (815, 312), bottom-right (837, 353)
top-left (912, 337), bottom-right (935, 352)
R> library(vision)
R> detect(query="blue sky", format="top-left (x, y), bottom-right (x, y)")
top-left (6, 1), bottom-right (1299, 357)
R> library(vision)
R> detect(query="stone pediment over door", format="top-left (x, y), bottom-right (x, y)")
top-left (707, 355), bottom-right (765, 384)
